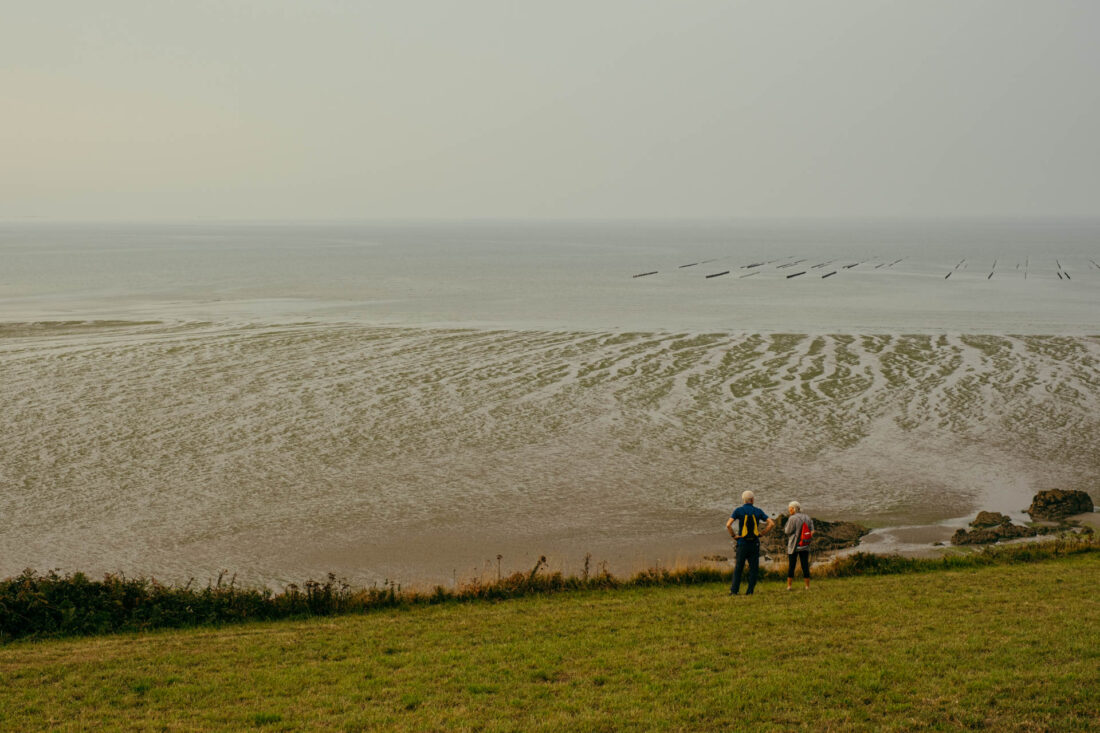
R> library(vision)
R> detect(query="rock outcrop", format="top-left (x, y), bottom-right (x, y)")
top-left (762, 516), bottom-right (870, 554)
top-left (1026, 490), bottom-right (1094, 520)
top-left (951, 523), bottom-right (1037, 545)
top-left (951, 510), bottom-right (1042, 545)
top-left (971, 511), bottom-right (1012, 528)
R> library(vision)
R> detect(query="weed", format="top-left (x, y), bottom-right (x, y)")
top-left (2, 537), bottom-right (1094, 644)
top-left (250, 712), bottom-right (282, 726)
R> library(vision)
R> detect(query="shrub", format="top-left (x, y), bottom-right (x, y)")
top-left (2, 536), bottom-right (1094, 644)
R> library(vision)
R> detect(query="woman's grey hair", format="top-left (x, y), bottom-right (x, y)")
top-left (788, 501), bottom-right (801, 512)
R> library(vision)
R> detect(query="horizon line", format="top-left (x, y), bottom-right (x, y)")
top-left (3, 214), bottom-right (1100, 227)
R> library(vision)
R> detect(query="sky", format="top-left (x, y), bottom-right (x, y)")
top-left (2, 1), bottom-right (1098, 221)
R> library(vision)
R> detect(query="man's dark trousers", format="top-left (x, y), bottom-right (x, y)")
top-left (731, 539), bottom-right (760, 595)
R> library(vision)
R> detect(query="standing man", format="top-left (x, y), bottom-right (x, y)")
top-left (726, 490), bottom-right (775, 595)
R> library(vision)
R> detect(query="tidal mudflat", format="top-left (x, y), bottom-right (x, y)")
top-left (2, 320), bottom-right (1096, 586)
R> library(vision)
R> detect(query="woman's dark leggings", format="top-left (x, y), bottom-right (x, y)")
top-left (788, 551), bottom-right (810, 579)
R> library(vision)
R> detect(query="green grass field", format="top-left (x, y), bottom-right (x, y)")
top-left (1, 553), bottom-right (1097, 731)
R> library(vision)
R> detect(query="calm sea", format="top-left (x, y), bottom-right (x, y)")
top-left (2, 219), bottom-right (1098, 332)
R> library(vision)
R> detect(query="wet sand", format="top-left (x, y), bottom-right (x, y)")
top-left (2, 322), bottom-right (1097, 587)
top-left (299, 511), bottom-right (728, 588)
top-left (1065, 511), bottom-right (1100, 532)
top-left (2, 220), bottom-right (1099, 586)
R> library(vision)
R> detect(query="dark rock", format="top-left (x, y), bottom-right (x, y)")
top-left (761, 516), bottom-right (871, 554)
top-left (951, 523), bottom-right (1038, 545)
top-left (703, 555), bottom-right (728, 562)
top-left (1027, 490), bottom-right (1094, 520)
top-left (971, 511), bottom-right (1012, 528)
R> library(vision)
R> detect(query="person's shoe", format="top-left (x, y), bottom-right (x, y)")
top-left (786, 586), bottom-right (792, 591)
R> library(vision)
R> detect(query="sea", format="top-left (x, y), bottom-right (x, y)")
top-left (1, 219), bottom-right (1097, 586)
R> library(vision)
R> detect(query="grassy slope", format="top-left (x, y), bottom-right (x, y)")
top-left (1, 555), bottom-right (1097, 732)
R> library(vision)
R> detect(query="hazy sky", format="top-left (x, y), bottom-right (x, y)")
top-left (3, 1), bottom-right (1098, 221)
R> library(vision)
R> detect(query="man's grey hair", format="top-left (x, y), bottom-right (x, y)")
top-left (741, 490), bottom-right (755, 503)
top-left (788, 500), bottom-right (801, 512)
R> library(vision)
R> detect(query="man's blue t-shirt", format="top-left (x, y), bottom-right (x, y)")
top-left (731, 504), bottom-right (769, 541)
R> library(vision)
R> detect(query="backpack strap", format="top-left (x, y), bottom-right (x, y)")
top-left (740, 512), bottom-right (758, 539)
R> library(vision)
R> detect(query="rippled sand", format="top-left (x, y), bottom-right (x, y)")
top-left (2, 321), bottom-right (1097, 586)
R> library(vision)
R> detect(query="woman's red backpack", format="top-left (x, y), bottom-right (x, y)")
top-left (797, 520), bottom-right (813, 549)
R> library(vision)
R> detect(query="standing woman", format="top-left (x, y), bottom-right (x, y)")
top-left (784, 501), bottom-right (814, 590)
